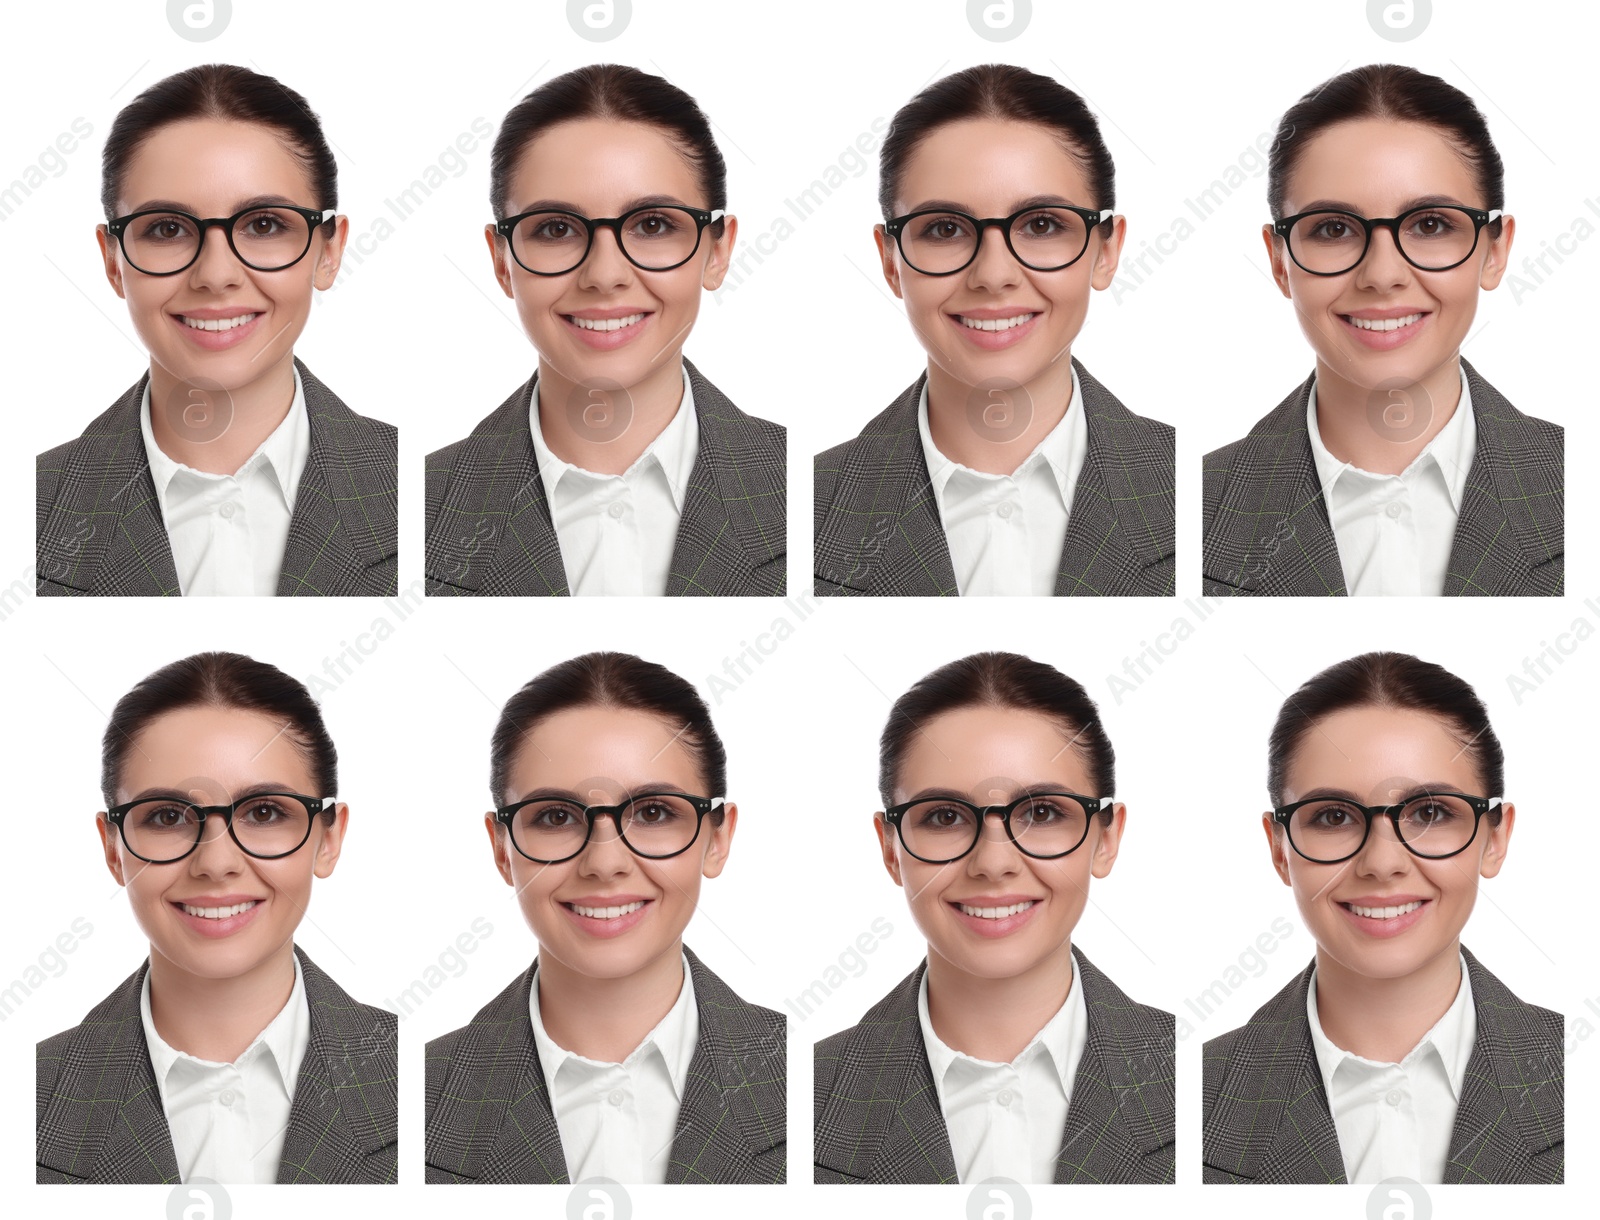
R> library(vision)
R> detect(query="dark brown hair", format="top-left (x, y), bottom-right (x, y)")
top-left (878, 652), bottom-right (1115, 809)
top-left (489, 64), bottom-right (726, 239)
top-left (878, 63), bottom-right (1115, 227)
top-left (101, 652), bottom-right (338, 808)
top-left (1267, 63), bottom-right (1504, 236)
top-left (1267, 651), bottom-right (1505, 809)
top-left (490, 652), bottom-right (727, 821)
top-left (100, 63), bottom-right (338, 232)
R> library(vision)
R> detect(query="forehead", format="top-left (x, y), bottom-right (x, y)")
top-left (506, 118), bottom-right (703, 212)
top-left (893, 704), bottom-right (1093, 801)
top-left (894, 118), bottom-right (1095, 212)
top-left (118, 118), bottom-right (315, 211)
top-left (507, 705), bottom-right (703, 798)
top-left (1282, 704), bottom-right (1483, 800)
top-left (1283, 118), bottom-right (1482, 213)
top-left (118, 705), bottom-right (314, 798)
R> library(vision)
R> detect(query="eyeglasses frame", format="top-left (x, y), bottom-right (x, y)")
top-left (883, 204), bottom-right (1115, 276)
top-left (105, 791), bottom-right (332, 863)
top-left (1271, 791), bottom-right (1502, 864)
top-left (495, 791), bottom-right (723, 864)
top-left (106, 204), bottom-right (336, 276)
top-left (882, 790), bottom-right (1112, 864)
top-left (1270, 205), bottom-right (1504, 276)
top-left (493, 205), bottom-right (727, 276)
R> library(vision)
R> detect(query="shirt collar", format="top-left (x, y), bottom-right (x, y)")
top-left (1306, 364), bottom-right (1476, 512)
top-left (139, 365), bottom-right (311, 516)
top-left (916, 956), bottom-right (1087, 1099)
top-left (1306, 950), bottom-right (1476, 1103)
top-left (916, 363), bottom-right (1086, 512)
top-left (528, 949), bottom-right (698, 1102)
top-left (528, 365), bottom-right (700, 512)
top-left (139, 952), bottom-right (310, 1101)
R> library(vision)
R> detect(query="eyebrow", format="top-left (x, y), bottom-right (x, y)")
top-left (509, 193), bottom-right (698, 217)
top-left (902, 781), bottom-right (1083, 804)
top-left (127, 194), bottom-right (313, 215)
top-left (1290, 194), bottom-right (1475, 216)
top-left (124, 780), bottom-right (307, 804)
top-left (905, 194), bottom-right (1092, 215)
top-left (1291, 782), bottom-right (1472, 804)
top-left (508, 779), bottom-right (698, 804)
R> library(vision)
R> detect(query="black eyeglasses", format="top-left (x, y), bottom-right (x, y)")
top-left (882, 791), bottom-right (1110, 864)
top-left (1273, 792), bottom-right (1501, 865)
top-left (494, 205), bottom-right (725, 276)
top-left (107, 204), bottom-right (335, 276)
top-left (496, 791), bottom-right (722, 864)
top-left (1271, 205), bottom-right (1503, 276)
top-left (884, 204), bottom-right (1113, 276)
top-left (107, 792), bottom-right (330, 864)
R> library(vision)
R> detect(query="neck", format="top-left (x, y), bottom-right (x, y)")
top-left (536, 356), bottom-right (686, 476)
top-left (1313, 942), bottom-right (1463, 1063)
top-left (925, 352), bottom-right (1075, 476)
top-left (147, 940), bottom-right (297, 1064)
top-left (1311, 353), bottom-right (1463, 476)
top-left (924, 940), bottom-right (1075, 1063)
top-left (146, 352), bottom-right (298, 476)
top-left (536, 939), bottom-right (686, 1063)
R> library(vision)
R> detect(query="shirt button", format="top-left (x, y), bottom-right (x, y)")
top-left (1385, 501), bottom-right (1402, 519)
top-left (219, 502), bottom-right (237, 520)
top-left (219, 1090), bottom-right (235, 1107)
top-left (996, 502), bottom-right (1015, 520)
top-left (995, 1089), bottom-right (1013, 1107)
top-left (607, 1089), bottom-right (626, 1106)
top-left (608, 501), bottom-right (625, 519)
top-left (1386, 1089), bottom-right (1404, 1106)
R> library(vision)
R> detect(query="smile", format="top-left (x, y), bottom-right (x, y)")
top-left (181, 313), bottom-right (260, 332)
top-left (1342, 312), bottom-right (1422, 332)
top-left (565, 313), bottom-right (645, 332)
top-left (956, 900), bottom-right (1037, 919)
top-left (957, 312), bottom-right (1036, 332)
top-left (179, 900), bottom-right (258, 920)
top-left (565, 900), bottom-right (646, 920)
top-left (1342, 900), bottom-right (1424, 920)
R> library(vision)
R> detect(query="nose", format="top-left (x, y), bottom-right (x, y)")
top-left (188, 810), bottom-right (247, 872)
top-left (187, 223), bottom-right (245, 288)
top-left (964, 222), bottom-right (1021, 287)
top-left (1352, 222), bottom-right (1412, 288)
top-left (1352, 811), bottom-right (1412, 873)
top-left (575, 222), bottom-right (633, 289)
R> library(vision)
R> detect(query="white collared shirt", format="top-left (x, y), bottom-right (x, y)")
top-left (528, 366), bottom-right (700, 596)
top-left (529, 951), bottom-right (699, 1184)
top-left (139, 365), bottom-right (311, 597)
top-left (139, 953), bottom-right (310, 1184)
top-left (917, 365), bottom-right (1088, 596)
top-left (1307, 952), bottom-right (1477, 1184)
top-left (916, 961), bottom-right (1088, 1184)
top-left (1307, 366), bottom-right (1476, 596)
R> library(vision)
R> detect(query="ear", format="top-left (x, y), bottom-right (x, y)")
top-left (484, 225), bottom-right (515, 299)
top-left (873, 224), bottom-right (904, 301)
top-left (873, 813), bottom-right (903, 887)
top-left (1477, 214), bottom-right (1515, 291)
top-left (1262, 811), bottom-right (1292, 886)
top-left (700, 801), bottom-right (738, 879)
top-left (311, 802), bottom-right (349, 879)
top-left (1477, 801), bottom-right (1515, 878)
top-left (1262, 224), bottom-right (1293, 299)
top-left (700, 214), bottom-right (738, 292)
top-left (1088, 215), bottom-right (1127, 292)
top-left (311, 215), bottom-right (350, 291)
top-left (97, 812), bottom-right (126, 887)
top-left (97, 225), bottom-right (126, 300)
top-left (1088, 802), bottom-right (1127, 879)
top-left (484, 811), bottom-right (515, 886)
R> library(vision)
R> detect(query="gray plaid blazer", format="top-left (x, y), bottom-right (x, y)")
top-left (36, 947), bottom-right (398, 1184)
top-left (813, 947), bottom-right (1175, 1184)
top-left (1202, 360), bottom-right (1563, 596)
top-left (36, 359), bottom-right (397, 597)
top-left (1202, 946), bottom-right (1563, 1184)
top-left (424, 944), bottom-right (786, 1183)
top-left (813, 359), bottom-right (1174, 597)
top-left (424, 359), bottom-right (786, 596)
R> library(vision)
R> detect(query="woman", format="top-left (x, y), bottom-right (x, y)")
top-left (814, 65), bottom-right (1174, 598)
top-left (814, 653), bottom-right (1174, 1184)
top-left (425, 652), bottom-right (785, 1183)
top-left (36, 652), bottom-right (396, 1184)
top-left (1203, 652), bottom-right (1562, 1184)
top-left (36, 64), bottom-right (398, 598)
top-left (425, 66), bottom-right (786, 597)
top-left (1203, 64), bottom-right (1562, 597)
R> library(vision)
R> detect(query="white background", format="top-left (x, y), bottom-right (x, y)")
top-left (0, 0), bottom-right (1594, 1217)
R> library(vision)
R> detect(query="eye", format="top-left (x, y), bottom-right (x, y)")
top-left (138, 214), bottom-right (195, 242)
top-left (531, 218), bottom-right (577, 242)
top-left (239, 210), bottom-right (288, 237)
top-left (238, 798), bottom-right (290, 826)
top-left (915, 215), bottom-right (973, 242)
top-left (632, 800), bottom-right (679, 825)
top-left (1018, 211), bottom-right (1064, 236)
top-left (628, 211), bottom-right (682, 238)
top-left (138, 802), bottom-right (195, 829)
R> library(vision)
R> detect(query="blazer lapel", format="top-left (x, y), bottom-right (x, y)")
top-left (1053, 947), bottom-right (1175, 1184)
top-left (1444, 947), bottom-right (1564, 1183)
top-left (812, 960), bottom-right (958, 1183)
top-left (275, 948), bottom-right (398, 1184)
top-left (36, 960), bottom-right (181, 1184)
top-left (37, 374), bottom-right (181, 596)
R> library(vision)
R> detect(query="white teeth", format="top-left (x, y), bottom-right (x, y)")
top-left (182, 313), bottom-right (259, 332)
top-left (181, 901), bottom-right (257, 919)
top-left (569, 900), bottom-right (645, 919)
top-left (959, 313), bottom-right (1036, 332)
top-left (567, 313), bottom-right (644, 332)
top-left (1345, 313), bottom-right (1422, 332)
top-left (958, 900), bottom-right (1036, 919)
top-left (1347, 900), bottom-right (1423, 919)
